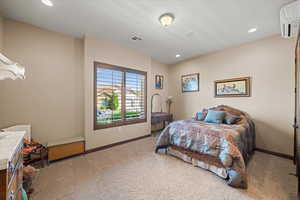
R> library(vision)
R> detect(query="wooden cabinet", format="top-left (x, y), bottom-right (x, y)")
top-left (0, 143), bottom-right (23, 200)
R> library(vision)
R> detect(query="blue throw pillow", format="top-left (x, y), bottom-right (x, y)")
top-left (204, 110), bottom-right (226, 124)
top-left (195, 112), bottom-right (203, 121)
top-left (224, 114), bottom-right (240, 125)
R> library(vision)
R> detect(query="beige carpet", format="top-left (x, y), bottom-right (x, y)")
top-left (31, 137), bottom-right (297, 200)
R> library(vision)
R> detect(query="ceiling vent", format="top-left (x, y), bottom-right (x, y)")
top-left (280, 0), bottom-right (300, 38)
top-left (131, 36), bottom-right (142, 41)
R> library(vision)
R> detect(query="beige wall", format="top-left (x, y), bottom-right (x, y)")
top-left (169, 35), bottom-right (296, 155)
top-left (150, 60), bottom-right (170, 112)
top-left (0, 19), bottom-right (84, 144)
top-left (84, 37), bottom-right (152, 150)
top-left (150, 60), bottom-right (170, 131)
top-left (0, 16), bottom-right (3, 51)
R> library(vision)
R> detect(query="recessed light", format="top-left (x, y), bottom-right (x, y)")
top-left (159, 13), bottom-right (175, 27)
top-left (176, 54), bottom-right (181, 58)
top-left (248, 27), bottom-right (257, 33)
top-left (41, 0), bottom-right (53, 7)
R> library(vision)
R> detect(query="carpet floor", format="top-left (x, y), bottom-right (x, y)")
top-left (31, 137), bottom-right (297, 200)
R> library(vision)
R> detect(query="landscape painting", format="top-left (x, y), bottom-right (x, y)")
top-left (181, 73), bottom-right (199, 92)
top-left (215, 77), bottom-right (250, 97)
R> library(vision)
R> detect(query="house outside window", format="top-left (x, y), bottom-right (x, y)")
top-left (94, 62), bottom-right (147, 130)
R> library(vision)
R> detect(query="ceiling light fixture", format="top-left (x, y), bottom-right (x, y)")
top-left (159, 13), bottom-right (175, 27)
top-left (248, 27), bottom-right (257, 33)
top-left (41, 0), bottom-right (53, 7)
top-left (176, 54), bottom-right (181, 58)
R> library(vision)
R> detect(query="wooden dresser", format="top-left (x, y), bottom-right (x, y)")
top-left (0, 132), bottom-right (24, 200)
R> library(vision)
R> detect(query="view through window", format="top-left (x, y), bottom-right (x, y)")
top-left (94, 62), bottom-right (147, 129)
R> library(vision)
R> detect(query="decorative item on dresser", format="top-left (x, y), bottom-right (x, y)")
top-left (166, 96), bottom-right (173, 114)
top-left (0, 131), bottom-right (25, 200)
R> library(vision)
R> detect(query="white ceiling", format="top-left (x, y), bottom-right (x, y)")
top-left (0, 0), bottom-right (295, 64)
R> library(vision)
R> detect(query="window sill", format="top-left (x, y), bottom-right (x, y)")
top-left (94, 118), bottom-right (147, 130)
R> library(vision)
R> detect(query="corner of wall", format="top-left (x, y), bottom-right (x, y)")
top-left (150, 59), bottom-right (171, 112)
top-left (0, 16), bottom-right (3, 51)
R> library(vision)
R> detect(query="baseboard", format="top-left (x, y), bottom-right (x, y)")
top-left (255, 148), bottom-right (293, 160)
top-left (85, 134), bottom-right (151, 154)
top-left (49, 152), bottom-right (85, 164)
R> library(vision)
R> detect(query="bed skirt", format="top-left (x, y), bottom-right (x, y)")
top-left (168, 145), bottom-right (228, 179)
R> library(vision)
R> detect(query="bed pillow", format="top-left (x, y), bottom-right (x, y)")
top-left (200, 109), bottom-right (208, 120)
top-left (204, 110), bottom-right (226, 124)
top-left (224, 113), bottom-right (240, 125)
top-left (195, 112), bottom-right (203, 121)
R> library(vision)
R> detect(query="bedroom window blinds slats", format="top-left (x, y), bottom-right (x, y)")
top-left (96, 68), bottom-right (123, 124)
top-left (94, 62), bottom-right (147, 130)
top-left (125, 72), bottom-right (145, 120)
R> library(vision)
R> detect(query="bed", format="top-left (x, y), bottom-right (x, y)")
top-left (155, 105), bottom-right (255, 189)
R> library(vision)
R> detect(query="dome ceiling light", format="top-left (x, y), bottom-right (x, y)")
top-left (159, 13), bottom-right (175, 27)
top-left (248, 27), bottom-right (257, 33)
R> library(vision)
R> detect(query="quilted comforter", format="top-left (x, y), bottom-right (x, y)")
top-left (155, 105), bottom-right (255, 188)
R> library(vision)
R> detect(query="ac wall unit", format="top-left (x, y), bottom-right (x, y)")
top-left (280, 0), bottom-right (300, 38)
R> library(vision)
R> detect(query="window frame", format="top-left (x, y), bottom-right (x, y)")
top-left (94, 61), bottom-right (147, 130)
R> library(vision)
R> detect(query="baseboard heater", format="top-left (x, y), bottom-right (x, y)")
top-left (47, 137), bottom-right (85, 162)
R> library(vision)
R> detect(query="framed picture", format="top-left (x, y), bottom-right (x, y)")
top-left (181, 73), bottom-right (199, 92)
top-left (155, 75), bottom-right (163, 89)
top-left (215, 77), bottom-right (250, 97)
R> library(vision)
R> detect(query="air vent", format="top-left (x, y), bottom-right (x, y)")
top-left (131, 36), bottom-right (142, 41)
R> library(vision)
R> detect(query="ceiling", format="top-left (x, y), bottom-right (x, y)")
top-left (0, 0), bottom-right (295, 64)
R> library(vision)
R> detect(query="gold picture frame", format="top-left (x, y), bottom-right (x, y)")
top-left (214, 77), bottom-right (250, 97)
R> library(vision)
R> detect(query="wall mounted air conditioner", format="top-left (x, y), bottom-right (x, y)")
top-left (280, 0), bottom-right (300, 38)
top-left (0, 53), bottom-right (25, 80)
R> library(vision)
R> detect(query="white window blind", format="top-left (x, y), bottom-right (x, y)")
top-left (94, 63), bottom-right (147, 129)
top-left (96, 67), bottom-right (123, 124)
top-left (125, 72), bottom-right (145, 120)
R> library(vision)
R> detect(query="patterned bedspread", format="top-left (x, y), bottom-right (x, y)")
top-left (155, 106), bottom-right (255, 189)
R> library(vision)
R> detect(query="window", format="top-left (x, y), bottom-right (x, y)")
top-left (94, 62), bottom-right (147, 130)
